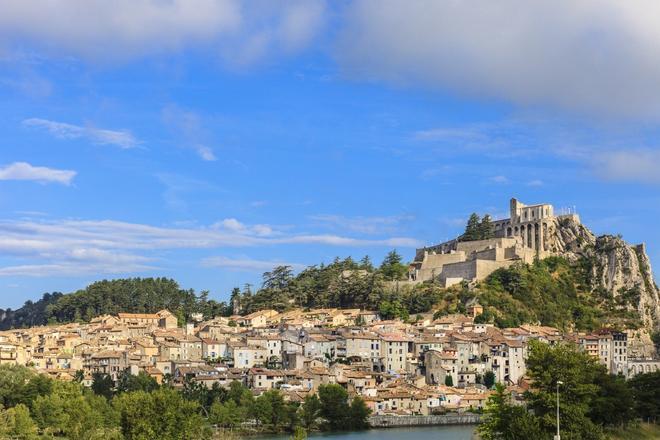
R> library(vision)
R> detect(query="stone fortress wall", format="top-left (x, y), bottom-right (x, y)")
top-left (408, 198), bottom-right (579, 287)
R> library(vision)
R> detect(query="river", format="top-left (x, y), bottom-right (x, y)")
top-left (256, 425), bottom-right (477, 439)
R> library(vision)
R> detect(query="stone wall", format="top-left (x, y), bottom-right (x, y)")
top-left (455, 237), bottom-right (516, 258)
top-left (369, 413), bottom-right (481, 428)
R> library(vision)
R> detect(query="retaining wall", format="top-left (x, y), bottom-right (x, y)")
top-left (369, 413), bottom-right (481, 428)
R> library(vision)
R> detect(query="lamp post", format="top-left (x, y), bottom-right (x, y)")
top-left (555, 380), bottom-right (564, 440)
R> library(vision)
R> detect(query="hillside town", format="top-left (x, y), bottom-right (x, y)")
top-left (1, 306), bottom-right (658, 418)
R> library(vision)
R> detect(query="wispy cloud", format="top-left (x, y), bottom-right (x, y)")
top-left (414, 127), bottom-right (488, 142)
top-left (23, 118), bottom-right (138, 149)
top-left (0, 216), bottom-right (421, 277)
top-left (592, 149), bottom-right (660, 184)
top-left (0, 162), bottom-right (76, 185)
top-left (201, 256), bottom-right (305, 272)
top-left (196, 145), bottom-right (217, 161)
top-left (527, 179), bottom-right (544, 187)
top-left (309, 214), bottom-right (414, 235)
top-left (162, 105), bottom-right (217, 161)
top-left (490, 175), bottom-right (509, 184)
top-left (213, 218), bottom-right (274, 237)
top-left (156, 173), bottom-right (225, 211)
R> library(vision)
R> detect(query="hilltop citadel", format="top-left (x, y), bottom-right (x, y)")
top-left (409, 198), bottom-right (581, 287)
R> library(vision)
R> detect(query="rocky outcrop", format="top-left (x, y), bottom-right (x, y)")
top-left (545, 216), bottom-right (660, 356)
top-left (544, 214), bottom-right (595, 257)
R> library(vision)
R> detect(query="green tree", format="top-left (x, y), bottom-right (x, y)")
top-left (462, 213), bottom-right (481, 241)
top-left (74, 369), bottom-right (85, 383)
top-left (445, 375), bottom-right (453, 386)
top-left (479, 214), bottom-right (495, 240)
top-left (91, 372), bottom-right (114, 400)
top-left (348, 396), bottom-right (371, 430)
top-left (0, 404), bottom-right (39, 440)
top-left (484, 371), bottom-right (496, 389)
top-left (378, 300), bottom-right (409, 321)
top-left (116, 371), bottom-right (159, 394)
top-left (379, 250), bottom-right (408, 281)
top-left (478, 384), bottom-right (542, 440)
top-left (525, 340), bottom-right (605, 440)
top-left (209, 400), bottom-right (244, 429)
top-left (317, 384), bottom-right (350, 431)
top-left (227, 380), bottom-right (253, 407)
top-left (359, 255), bottom-right (374, 272)
top-left (588, 372), bottom-right (635, 427)
top-left (32, 381), bottom-right (118, 439)
top-left (300, 394), bottom-right (321, 429)
top-left (628, 371), bottom-right (660, 422)
top-left (290, 425), bottom-right (307, 440)
top-left (252, 390), bottom-right (288, 429)
top-left (113, 387), bottom-right (211, 440)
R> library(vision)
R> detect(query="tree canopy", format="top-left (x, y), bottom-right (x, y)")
top-left (461, 213), bottom-right (495, 242)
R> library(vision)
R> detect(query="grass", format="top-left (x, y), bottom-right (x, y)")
top-left (606, 423), bottom-right (660, 439)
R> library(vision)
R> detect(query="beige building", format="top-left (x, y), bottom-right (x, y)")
top-left (381, 334), bottom-right (411, 373)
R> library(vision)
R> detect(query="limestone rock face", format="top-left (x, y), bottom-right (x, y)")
top-left (544, 215), bottom-right (595, 257)
top-left (547, 216), bottom-right (660, 355)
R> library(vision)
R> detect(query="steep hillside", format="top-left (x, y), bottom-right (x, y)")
top-left (544, 216), bottom-right (660, 330)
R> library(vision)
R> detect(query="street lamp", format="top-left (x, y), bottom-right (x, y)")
top-left (555, 380), bottom-right (564, 440)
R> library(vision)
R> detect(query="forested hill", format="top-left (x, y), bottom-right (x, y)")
top-left (0, 278), bottom-right (228, 330)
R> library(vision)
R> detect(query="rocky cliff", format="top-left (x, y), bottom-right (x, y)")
top-left (545, 215), bottom-right (660, 355)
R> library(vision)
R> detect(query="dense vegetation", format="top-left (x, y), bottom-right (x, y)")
top-left (467, 256), bottom-right (642, 330)
top-left (0, 365), bottom-right (370, 439)
top-left (0, 278), bottom-right (230, 330)
top-left (479, 341), bottom-right (660, 440)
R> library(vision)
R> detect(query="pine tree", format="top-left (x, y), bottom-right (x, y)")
top-left (479, 214), bottom-right (495, 239)
top-left (462, 213), bottom-right (481, 241)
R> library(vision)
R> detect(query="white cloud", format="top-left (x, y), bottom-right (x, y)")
top-left (213, 218), bottom-right (274, 237)
top-left (0, 261), bottom-right (153, 277)
top-left (23, 118), bottom-right (138, 149)
top-left (593, 150), bottom-right (660, 184)
top-left (490, 175), bottom-right (509, 184)
top-left (162, 105), bottom-right (218, 161)
top-left (309, 214), bottom-right (414, 235)
top-left (338, 0), bottom-right (660, 119)
top-left (0, 216), bottom-right (422, 277)
top-left (196, 145), bottom-right (217, 161)
top-left (414, 128), bottom-right (488, 143)
top-left (201, 256), bottom-right (305, 272)
top-left (0, 162), bottom-right (76, 185)
top-left (0, 0), bottom-right (326, 65)
top-left (527, 179), bottom-right (544, 187)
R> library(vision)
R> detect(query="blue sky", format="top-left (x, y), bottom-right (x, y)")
top-left (2, 1), bottom-right (660, 308)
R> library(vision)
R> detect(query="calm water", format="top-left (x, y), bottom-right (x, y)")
top-left (257, 425), bottom-right (476, 440)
